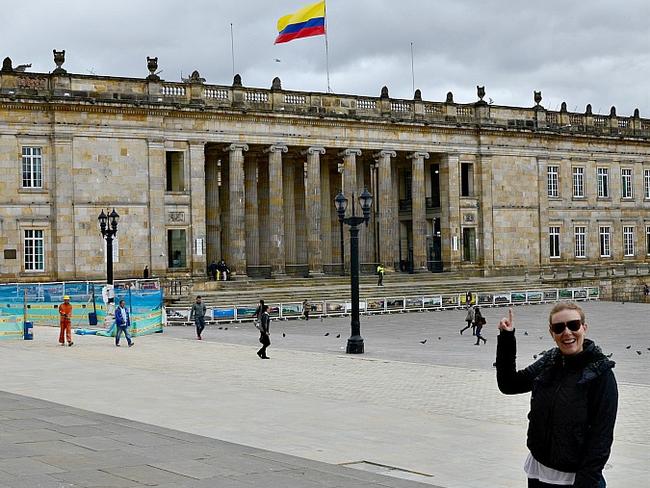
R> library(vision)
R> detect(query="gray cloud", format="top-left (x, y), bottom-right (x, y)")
top-left (1, 0), bottom-right (648, 115)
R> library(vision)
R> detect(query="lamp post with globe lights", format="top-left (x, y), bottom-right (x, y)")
top-left (334, 188), bottom-right (373, 354)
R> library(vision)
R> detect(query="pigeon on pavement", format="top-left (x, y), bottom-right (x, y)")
top-left (420, 339), bottom-right (427, 344)
top-left (324, 332), bottom-right (330, 336)
top-left (626, 345), bottom-right (631, 349)
top-left (282, 332), bottom-right (286, 337)
top-left (336, 334), bottom-right (340, 338)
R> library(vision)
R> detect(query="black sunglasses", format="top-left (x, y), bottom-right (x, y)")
top-left (550, 319), bottom-right (583, 335)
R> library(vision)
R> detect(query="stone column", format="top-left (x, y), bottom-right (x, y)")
top-left (440, 153), bottom-right (461, 270)
top-left (147, 139), bottom-right (167, 275)
top-left (205, 147), bottom-right (221, 266)
top-left (219, 160), bottom-right (230, 263)
top-left (283, 160), bottom-right (296, 265)
top-left (53, 134), bottom-right (75, 280)
top-left (258, 159), bottom-right (270, 266)
top-left (479, 153), bottom-right (494, 271)
top-left (295, 162), bottom-right (308, 265)
top-left (266, 144), bottom-right (288, 275)
top-left (245, 156), bottom-right (259, 266)
top-left (339, 149), bottom-right (361, 270)
top-left (375, 150), bottom-right (397, 270)
top-left (320, 158), bottom-right (332, 267)
top-left (305, 147), bottom-right (325, 275)
top-left (189, 141), bottom-right (207, 277)
top-left (409, 151), bottom-right (430, 271)
top-left (225, 143), bottom-right (248, 276)
top-left (356, 157), bottom-right (370, 264)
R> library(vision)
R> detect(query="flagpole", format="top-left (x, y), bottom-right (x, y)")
top-left (324, 0), bottom-right (332, 93)
top-left (230, 23), bottom-right (236, 78)
top-left (410, 41), bottom-right (415, 94)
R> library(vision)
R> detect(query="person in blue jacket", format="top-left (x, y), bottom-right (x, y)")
top-left (115, 299), bottom-right (134, 347)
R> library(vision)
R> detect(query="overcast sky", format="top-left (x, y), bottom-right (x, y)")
top-left (2, 0), bottom-right (649, 115)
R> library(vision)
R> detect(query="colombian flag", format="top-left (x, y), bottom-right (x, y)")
top-left (275, 1), bottom-right (326, 44)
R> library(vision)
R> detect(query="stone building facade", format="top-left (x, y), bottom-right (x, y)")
top-left (1, 54), bottom-right (649, 282)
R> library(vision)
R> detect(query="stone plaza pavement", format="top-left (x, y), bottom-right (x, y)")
top-left (1, 301), bottom-right (648, 487)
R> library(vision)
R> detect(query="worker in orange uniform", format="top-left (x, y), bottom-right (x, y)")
top-left (58, 295), bottom-right (74, 346)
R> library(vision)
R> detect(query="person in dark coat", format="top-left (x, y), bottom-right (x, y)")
top-left (496, 302), bottom-right (617, 487)
top-left (256, 305), bottom-right (270, 359)
top-left (143, 265), bottom-right (149, 279)
top-left (473, 306), bottom-right (486, 344)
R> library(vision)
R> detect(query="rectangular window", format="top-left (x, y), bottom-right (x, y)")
top-left (21, 146), bottom-right (43, 188)
top-left (572, 167), bottom-right (584, 198)
top-left (549, 226), bottom-right (560, 258)
top-left (597, 168), bottom-right (609, 198)
top-left (599, 226), bottom-right (611, 257)
top-left (430, 164), bottom-right (440, 207)
top-left (404, 170), bottom-right (413, 200)
top-left (574, 226), bottom-right (586, 258)
top-left (644, 169), bottom-right (650, 199)
top-left (461, 163), bottom-right (474, 197)
top-left (168, 229), bottom-right (187, 268)
top-left (623, 226), bottom-right (635, 256)
top-left (166, 152), bottom-right (185, 192)
top-left (24, 229), bottom-right (44, 272)
top-left (646, 226), bottom-right (650, 255)
top-left (621, 169), bottom-right (633, 198)
top-left (547, 166), bottom-right (558, 197)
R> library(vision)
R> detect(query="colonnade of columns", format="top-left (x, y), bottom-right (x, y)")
top-left (203, 144), bottom-right (443, 277)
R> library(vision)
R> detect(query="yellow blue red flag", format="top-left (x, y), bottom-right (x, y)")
top-left (275, 1), bottom-right (326, 44)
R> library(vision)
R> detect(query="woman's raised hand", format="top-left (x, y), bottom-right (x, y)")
top-left (498, 308), bottom-right (514, 332)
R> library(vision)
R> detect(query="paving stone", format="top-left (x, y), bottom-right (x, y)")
top-left (0, 457), bottom-right (66, 476)
top-left (101, 464), bottom-right (196, 485)
top-left (51, 468), bottom-right (141, 487)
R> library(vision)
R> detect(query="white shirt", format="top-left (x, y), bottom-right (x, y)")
top-left (524, 453), bottom-right (576, 485)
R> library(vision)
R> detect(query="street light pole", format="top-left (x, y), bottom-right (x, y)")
top-left (335, 188), bottom-right (373, 354)
top-left (98, 208), bottom-right (120, 285)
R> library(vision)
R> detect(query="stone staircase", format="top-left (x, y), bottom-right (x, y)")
top-left (167, 272), bottom-right (544, 308)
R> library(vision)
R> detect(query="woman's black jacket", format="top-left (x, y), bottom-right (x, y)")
top-left (496, 330), bottom-right (617, 488)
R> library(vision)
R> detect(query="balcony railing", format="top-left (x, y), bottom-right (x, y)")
top-left (1, 70), bottom-right (649, 138)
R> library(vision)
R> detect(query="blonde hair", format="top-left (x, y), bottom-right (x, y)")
top-left (548, 301), bottom-right (585, 324)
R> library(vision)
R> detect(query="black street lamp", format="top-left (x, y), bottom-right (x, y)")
top-left (98, 208), bottom-right (120, 285)
top-left (335, 188), bottom-right (373, 354)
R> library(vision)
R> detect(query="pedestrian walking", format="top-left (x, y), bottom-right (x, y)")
top-left (644, 283), bottom-right (649, 297)
top-left (460, 304), bottom-right (475, 335)
top-left (190, 295), bottom-right (207, 340)
top-left (253, 299), bottom-right (264, 320)
top-left (474, 306), bottom-right (487, 345)
top-left (376, 264), bottom-right (385, 286)
top-left (302, 299), bottom-right (310, 320)
top-left (115, 299), bottom-right (134, 347)
top-left (143, 265), bottom-right (149, 279)
top-left (465, 291), bottom-right (473, 305)
top-left (496, 303), bottom-right (617, 487)
top-left (256, 304), bottom-right (271, 359)
top-left (58, 295), bottom-right (74, 346)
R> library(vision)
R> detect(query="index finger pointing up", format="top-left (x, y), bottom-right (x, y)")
top-left (508, 307), bottom-right (513, 325)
